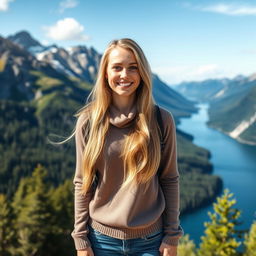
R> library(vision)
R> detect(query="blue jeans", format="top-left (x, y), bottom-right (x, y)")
top-left (88, 226), bottom-right (163, 256)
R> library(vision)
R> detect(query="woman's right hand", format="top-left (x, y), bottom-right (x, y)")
top-left (77, 247), bottom-right (94, 256)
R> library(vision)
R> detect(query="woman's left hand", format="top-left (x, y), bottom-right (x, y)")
top-left (159, 242), bottom-right (177, 256)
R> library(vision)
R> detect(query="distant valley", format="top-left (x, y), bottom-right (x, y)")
top-left (175, 75), bottom-right (256, 145)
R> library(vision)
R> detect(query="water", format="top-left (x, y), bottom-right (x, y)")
top-left (179, 103), bottom-right (256, 246)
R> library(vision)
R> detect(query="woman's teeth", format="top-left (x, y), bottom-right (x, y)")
top-left (118, 82), bottom-right (132, 87)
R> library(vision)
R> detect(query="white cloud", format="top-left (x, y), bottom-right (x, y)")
top-left (153, 64), bottom-right (233, 85)
top-left (198, 3), bottom-right (256, 16)
top-left (44, 18), bottom-right (89, 41)
top-left (0, 0), bottom-right (14, 11)
top-left (59, 0), bottom-right (78, 13)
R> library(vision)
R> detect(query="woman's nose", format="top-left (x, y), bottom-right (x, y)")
top-left (120, 68), bottom-right (128, 78)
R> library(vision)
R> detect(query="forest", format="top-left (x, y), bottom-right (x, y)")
top-left (0, 165), bottom-right (255, 256)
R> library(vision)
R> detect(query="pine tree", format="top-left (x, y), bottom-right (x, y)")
top-left (0, 194), bottom-right (16, 256)
top-left (12, 164), bottom-right (52, 256)
top-left (244, 221), bottom-right (256, 256)
top-left (198, 189), bottom-right (242, 256)
top-left (177, 234), bottom-right (197, 256)
top-left (47, 179), bottom-right (75, 255)
top-left (49, 179), bottom-right (74, 233)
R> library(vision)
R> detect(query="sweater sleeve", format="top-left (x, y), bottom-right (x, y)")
top-left (158, 108), bottom-right (184, 246)
top-left (71, 114), bottom-right (94, 250)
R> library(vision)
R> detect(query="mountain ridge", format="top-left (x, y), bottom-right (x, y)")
top-left (5, 30), bottom-right (197, 119)
top-left (174, 75), bottom-right (256, 145)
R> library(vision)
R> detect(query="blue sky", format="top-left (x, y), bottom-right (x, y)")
top-left (1, 0), bottom-right (256, 85)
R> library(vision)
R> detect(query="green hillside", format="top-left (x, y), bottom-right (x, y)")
top-left (208, 85), bottom-right (256, 144)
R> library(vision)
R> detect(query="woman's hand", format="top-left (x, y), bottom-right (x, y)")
top-left (77, 247), bottom-right (94, 256)
top-left (159, 242), bottom-right (177, 256)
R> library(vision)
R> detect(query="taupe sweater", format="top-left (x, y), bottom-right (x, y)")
top-left (71, 105), bottom-right (183, 250)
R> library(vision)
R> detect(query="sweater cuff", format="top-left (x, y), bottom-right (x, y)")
top-left (162, 235), bottom-right (179, 246)
top-left (73, 236), bottom-right (91, 250)
top-left (162, 226), bottom-right (184, 246)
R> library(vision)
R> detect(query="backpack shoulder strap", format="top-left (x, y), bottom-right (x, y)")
top-left (155, 104), bottom-right (166, 177)
top-left (155, 104), bottom-right (165, 152)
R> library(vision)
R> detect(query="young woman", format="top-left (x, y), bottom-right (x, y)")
top-left (71, 38), bottom-right (183, 256)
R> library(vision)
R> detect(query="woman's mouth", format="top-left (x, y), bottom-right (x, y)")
top-left (117, 82), bottom-right (132, 87)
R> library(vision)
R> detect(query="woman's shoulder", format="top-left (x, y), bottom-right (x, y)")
top-left (156, 105), bottom-right (176, 129)
top-left (75, 104), bottom-right (92, 132)
top-left (76, 104), bottom-right (91, 122)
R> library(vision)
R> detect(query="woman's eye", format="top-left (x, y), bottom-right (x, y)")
top-left (129, 66), bottom-right (138, 70)
top-left (113, 66), bottom-right (122, 71)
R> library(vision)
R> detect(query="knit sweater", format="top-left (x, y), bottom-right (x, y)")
top-left (71, 105), bottom-right (183, 250)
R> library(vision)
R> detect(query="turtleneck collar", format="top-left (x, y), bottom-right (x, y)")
top-left (109, 104), bottom-right (137, 128)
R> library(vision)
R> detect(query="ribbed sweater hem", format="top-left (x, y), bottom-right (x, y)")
top-left (72, 235), bottom-right (91, 250)
top-left (89, 217), bottom-right (163, 240)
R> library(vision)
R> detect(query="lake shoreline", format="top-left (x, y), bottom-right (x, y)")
top-left (180, 178), bottom-right (223, 216)
top-left (178, 103), bottom-right (256, 246)
top-left (207, 123), bottom-right (256, 146)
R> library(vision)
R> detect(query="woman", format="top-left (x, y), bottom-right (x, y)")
top-left (71, 38), bottom-right (183, 256)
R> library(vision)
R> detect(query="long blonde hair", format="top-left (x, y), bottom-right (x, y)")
top-left (75, 38), bottom-right (161, 193)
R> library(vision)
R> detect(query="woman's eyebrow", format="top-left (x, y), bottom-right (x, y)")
top-left (111, 62), bottom-right (138, 65)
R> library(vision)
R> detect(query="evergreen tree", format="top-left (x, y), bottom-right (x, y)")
top-left (177, 234), bottom-right (197, 256)
top-left (244, 221), bottom-right (256, 256)
top-left (198, 189), bottom-right (242, 256)
top-left (50, 179), bottom-right (74, 233)
top-left (0, 194), bottom-right (16, 256)
top-left (47, 179), bottom-right (75, 255)
top-left (12, 164), bottom-right (52, 256)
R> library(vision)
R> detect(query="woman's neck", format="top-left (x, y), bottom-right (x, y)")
top-left (111, 95), bottom-right (136, 114)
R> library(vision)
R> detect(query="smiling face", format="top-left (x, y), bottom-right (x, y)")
top-left (106, 46), bottom-right (141, 101)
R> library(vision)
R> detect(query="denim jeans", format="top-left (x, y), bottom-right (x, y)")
top-left (88, 226), bottom-right (163, 256)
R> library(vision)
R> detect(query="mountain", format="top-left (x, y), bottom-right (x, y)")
top-left (152, 74), bottom-right (197, 122)
top-left (175, 78), bottom-right (229, 102)
top-left (0, 36), bottom-right (91, 102)
top-left (0, 35), bottom-right (93, 195)
top-left (7, 30), bottom-right (197, 118)
top-left (7, 30), bottom-right (45, 53)
top-left (210, 74), bottom-right (256, 104)
top-left (207, 80), bottom-right (256, 145)
top-left (0, 35), bottom-right (52, 100)
top-left (174, 75), bottom-right (256, 145)
top-left (174, 75), bottom-right (255, 104)
top-left (8, 31), bottom-right (102, 84)
top-left (36, 45), bottom-right (101, 84)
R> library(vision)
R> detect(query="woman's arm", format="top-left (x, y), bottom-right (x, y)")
top-left (71, 114), bottom-right (94, 250)
top-left (158, 108), bottom-right (183, 247)
top-left (77, 248), bottom-right (94, 256)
